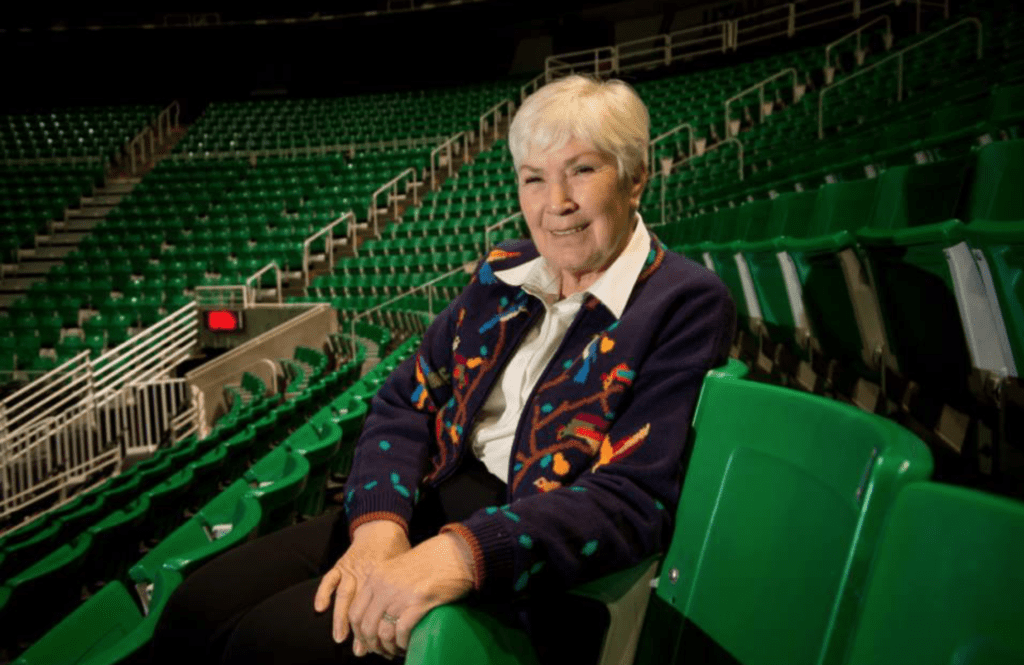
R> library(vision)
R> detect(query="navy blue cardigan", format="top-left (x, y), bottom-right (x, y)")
top-left (344, 234), bottom-right (735, 599)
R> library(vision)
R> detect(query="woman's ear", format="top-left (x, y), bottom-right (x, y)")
top-left (628, 164), bottom-right (648, 208)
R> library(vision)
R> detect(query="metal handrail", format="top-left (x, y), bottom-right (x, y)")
top-left (817, 17), bottom-right (983, 137)
top-left (540, 0), bottom-right (939, 80)
top-left (520, 72), bottom-right (546, 101)
top-left (349, 264), bottom-right (468, 350)
top-left (369, 168), bottom-right (418, 238)
top-left (303, 211), bottom-right (355, 286)
top-left (650, 123), bottom-right (695, 173)
top-left (824, 14), bottom-right (893, 77)
top-left (430, 132), bottom-right (470, 190)
top-left (479, 98), bottom-right (515, 148)
top-left (659, 137), bottom-right (744, 223)
top-left (156, 100), bottom-right (181, 143)
top-left (170, 133), bottom-right (452, 161)
top-left (127, 126), bottom-right (156, 174)
top-left (724, 68), bottom-right (801, 136)
top-left (245, 262), bottom-right (283, 305)
top-left (485, 212), bottom-right (524, 253)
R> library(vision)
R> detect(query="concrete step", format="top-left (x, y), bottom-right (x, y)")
top-left (68, 205), bottom-right (114, 219)
top-left (80, 194), bottom-right (122, 206)
top-left (101, 181), bottom-right (137, 194)
top-left (55, 217), bottom-right (99, 233)
top-left (19, 245), bottom-right (74, 260)
top-left (38, 231), bottom-right (87, 246)
top-left (0, 276), bottom-right (42, 294)
top-left (0, 292), bottom-right (23, 308)
top-left (12, 260), bottom-right (59, 277)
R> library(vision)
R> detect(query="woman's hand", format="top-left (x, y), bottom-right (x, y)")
top-left (313, 520), bottom-right (411, 649)
top-left (347, 533), bottom-right (476, 659)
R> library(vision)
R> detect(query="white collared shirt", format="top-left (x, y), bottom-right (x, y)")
top-left (469, 215), bottom-right (652, 479)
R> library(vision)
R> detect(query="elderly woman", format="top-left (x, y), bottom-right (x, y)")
top-left (152, 75), bottom-right (734, 665)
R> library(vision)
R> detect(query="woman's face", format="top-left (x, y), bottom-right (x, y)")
top-left (517, 137), bottom-right (645, 294)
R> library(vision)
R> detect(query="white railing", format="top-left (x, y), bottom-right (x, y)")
top-left (0, 155), bottom-right (105, 167)
top-left (369, 168), bottom-right (419, 238)
top-left (156, 100), bottom-right (181, 143)
top-left (245, 262), bottom-right (284, 305)
top-left (1, 303), bottom-right (199, 522)
top-left (724, 68), bottom-right (805, 137)
top-left (127, 126), bottom-right (156, 175)
top-left (485, 212), bottom-right (524, 253)
top-left (430, 132), bottom-right (471, 189)
top-left (195, 284), bottom-right (247, 308)
top-left (657, 137), bottom-right (745, 223)
top-left (817, 17), bottom-right (984, 137)
top-left (541, 0), bottom-right (948, 81)
top-left (520, 73), bottom-right (546, 101)
top-left (823, 14), bottom-right (894, 83)
top-left (303, 211), bottom-right (355, 286)
top-left (479, 99), bottom-right (516, 148)
top-left (116, 378), bottom-right (194, 455)
top-left (348, 265), bottom-right (468, 350)
top-left (167, 133), bottom-right (453, 161)
top-left (650, 123), bottom-right (696, 173)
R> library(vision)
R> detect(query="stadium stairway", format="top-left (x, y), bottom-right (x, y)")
top-left (0, 124), bottom-right (189, 315)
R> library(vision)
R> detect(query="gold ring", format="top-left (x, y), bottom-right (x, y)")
top-left (382, 612), bottom-right (399, 625)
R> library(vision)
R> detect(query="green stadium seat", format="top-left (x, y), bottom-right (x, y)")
top-left (635, 372), bottom-right (932, 665)
top-left (0, 533), bottom-right (93, 652)
top-left (128, 479), bottom-right (261, 584)
top-left (844, 483), bottom-right (1024, 664)
top-left (243, 445), bottom-right (311, 534)
top-left (13, 566), bottom-right (183, 665)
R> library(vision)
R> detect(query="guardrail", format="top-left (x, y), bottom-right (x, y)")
top-left (656, 137), bottom-right (745, 223)
top-left (485, 212), bottom-right (525, 253)
top-left (245, 262), bottom-right (284, 305)
top-left (369, 168), bottom-right (419, 238)
top-left (817, 17), bottom-right (983, 137)
top-left (1, 302), bottom-right (199, 524)
top-left (348, 264), bottom-right (468, 351)
top-left (155, 100), bottom-right (181, 143)
top-left (127, 126), bottom-right (156, 174)
top-left (542, 0), bottom-right (947, 81)
top-left (167, 133), bottom-right (453, 161)
top-left (479, 98), bottom-right (515, 148)
top-left (823, 14), bottom-right (894, 83)
top-left (520, 72), bottom-right (546, 101)
top-left (724, 68), bottom-right (804, 137)
top-left (430, 132), bottom-right (471, 190)
top-left (650, 123), bottom-right (696, 171)
top-left (304, 211), bottom-right (355, 286)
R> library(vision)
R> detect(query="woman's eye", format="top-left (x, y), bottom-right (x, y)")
top-left (574, 165), bottom-right (595, 174)
top-left (523, 176), bottom-right (542, 184)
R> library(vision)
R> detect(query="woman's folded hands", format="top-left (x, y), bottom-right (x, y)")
top-left (314, 519), bottom-right (477, 659)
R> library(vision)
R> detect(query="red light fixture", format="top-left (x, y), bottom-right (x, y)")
top-left (205, 310), bottom-right (243, 332)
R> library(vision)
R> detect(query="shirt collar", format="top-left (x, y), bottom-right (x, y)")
top-left (492, 214), bottom-right (651, 319)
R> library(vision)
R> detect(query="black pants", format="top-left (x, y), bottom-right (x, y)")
top-left (150, 456), bottom-right (605, 665)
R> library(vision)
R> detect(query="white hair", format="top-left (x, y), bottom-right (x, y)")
top-left (508, 74), bottom-right (650, 181)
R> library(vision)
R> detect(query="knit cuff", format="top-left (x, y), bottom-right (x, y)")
top-left (440, 516), bottom-right (515, 598)
top-left (347, 511), bottom-right (410, 541)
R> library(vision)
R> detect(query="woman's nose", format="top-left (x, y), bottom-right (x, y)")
top-left (547, 182), bottom-right (578, 215)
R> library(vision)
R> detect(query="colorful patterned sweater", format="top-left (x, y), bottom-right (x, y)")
top-left (343, 234), bottom-right (735, 600)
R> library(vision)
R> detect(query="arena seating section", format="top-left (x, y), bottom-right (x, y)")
top-left (1, 1), bottom-right (1022, 663)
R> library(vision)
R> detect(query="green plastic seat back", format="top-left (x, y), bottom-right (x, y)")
top-left (845, 483), bottom-right (1024, 664)
top-left (966, 139), bottom-right (1024, 222)
top-left (733, 199), bottom-right (773, 242)
top-left (656, 374), bottom-right (933, 665)
top-left (870, 158), bottom-right (968, 231)
top-left (13, 579), bottom-right (143, 665)
top-left (812, 179), bottom-right (879, 236)
top-left (768, 189), bottom-right (818, 240)
top-left (709, 207), bottom-right (740, 244)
